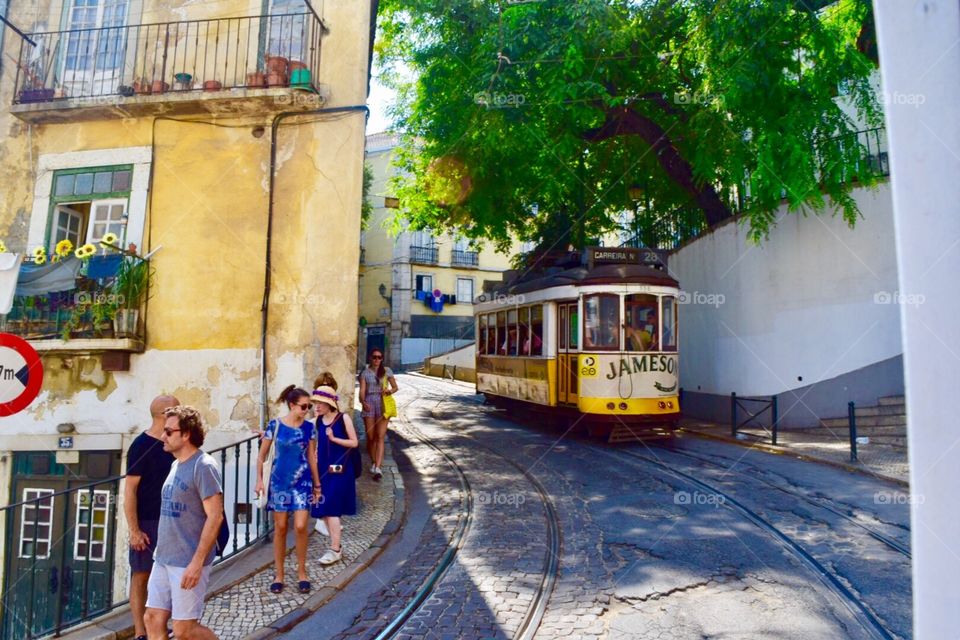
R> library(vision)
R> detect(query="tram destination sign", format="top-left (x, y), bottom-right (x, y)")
top-left (585, 247), bottom-right (667, 269)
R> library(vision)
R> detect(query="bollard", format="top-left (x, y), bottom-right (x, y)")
top-left (848, 401), bottom-right (857, 462)
top-left (731, 392), bottom-right (737, 437)
top-left (771, 395), bottom-right (779, 445)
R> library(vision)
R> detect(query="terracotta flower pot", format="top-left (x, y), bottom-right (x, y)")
top-left (246, 72), bottom-right (266, 88)
top-left (134, 80), bottom-right (151, 95)
top-left (288, 60), bottom-right (307, 72)
top-left (265, 55), bottom-right (288, 74)
top-left (203, 80), bottom-right (222, 91)
top-left (151, 80), bottom-right (169, 94)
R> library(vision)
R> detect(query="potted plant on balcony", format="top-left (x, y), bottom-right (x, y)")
top-left (111, 247), bottom-right (151, 339)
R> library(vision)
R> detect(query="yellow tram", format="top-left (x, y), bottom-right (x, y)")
top-left (474, 247), bottom-right (680, 434)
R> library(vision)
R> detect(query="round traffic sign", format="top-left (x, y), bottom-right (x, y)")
top-left (0, 333), bottom-right (43, 417)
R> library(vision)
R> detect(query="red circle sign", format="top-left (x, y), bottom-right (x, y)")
top-left (0, 333), bottom-right (43, 417)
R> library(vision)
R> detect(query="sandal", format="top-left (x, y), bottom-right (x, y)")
top-left (269, 581), bottom-right (284, 593)
top-left (298, 580), bottom-right (311, 594)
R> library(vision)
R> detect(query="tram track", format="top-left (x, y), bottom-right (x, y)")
top-left (593, 445), bottom-right (899, 640)
top-left (651, 444), bottom-right (912, 559)
top-left (407, 374), bottom-right (904, 640)
top-left (372, 382), bottom-right (560, 640)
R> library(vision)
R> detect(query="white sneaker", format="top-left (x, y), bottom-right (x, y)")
top-left (314, 518), bottom-right (329, 536)
top-left (373, 465), bottom-right (383, 480)
top-left (319, 547), bottom-right (342, 565)
top-left (370, 463), bottom-right (377, 474)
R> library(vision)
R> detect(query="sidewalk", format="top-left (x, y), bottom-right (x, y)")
top-left (679, 418), bottom-right (909, 486)
top-left (64, 431), bottom-right (404, 640)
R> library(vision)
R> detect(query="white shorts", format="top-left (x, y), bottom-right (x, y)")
top-left (146, 562), bottom-right (212, 620)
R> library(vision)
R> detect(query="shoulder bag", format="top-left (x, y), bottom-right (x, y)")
top-left (255, 420), bottom-right (277, 509)
top-left (382, 380), bottom-right (398, 419)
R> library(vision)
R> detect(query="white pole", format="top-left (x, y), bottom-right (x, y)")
top-left (873, 1), bottom-right (960, 635)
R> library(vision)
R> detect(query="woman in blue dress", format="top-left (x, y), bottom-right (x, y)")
top-left (256, 385), bottom-right (320, 594)
top-left (310, 383), bottom-right (358, 565)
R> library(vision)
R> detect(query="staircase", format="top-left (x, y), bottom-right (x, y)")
top-left (819, 395), bottom-right (907, 447)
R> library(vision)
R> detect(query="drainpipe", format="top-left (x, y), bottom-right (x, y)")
top-left (259, 105), bottom-right (369, 429)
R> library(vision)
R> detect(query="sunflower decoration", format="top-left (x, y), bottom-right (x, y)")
top-left (99, 232), bottom-right (119, 250)
top-left (33, 246), bottom-right (47, 265)
top-left (55, 238), bottom-right (74, 258)
top-left (74, 243), bottom-right (97, 260)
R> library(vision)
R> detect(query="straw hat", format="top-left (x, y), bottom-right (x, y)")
top-left (311, 386), bottom-right (339, 410)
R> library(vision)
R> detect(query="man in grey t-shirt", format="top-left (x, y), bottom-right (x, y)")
top-left (144, 406), bottom-right (223, 640)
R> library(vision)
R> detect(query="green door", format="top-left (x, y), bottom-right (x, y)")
top-left (3, 451), bottom-right (120, 640)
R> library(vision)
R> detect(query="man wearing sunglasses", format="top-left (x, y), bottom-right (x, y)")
top-left (124, 395), bottom-right (179, 640)
top-left (144, 406), bottom-right (223, 640)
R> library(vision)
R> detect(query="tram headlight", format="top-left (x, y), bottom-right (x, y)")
top-left (658, 401), bottom-right (666, 409)
top-left (619, 402), bottom-right (628, 410)
top-left (606, 402), bottom-right (615, 410)
top-left (667, 401), bottom-right (674, 409)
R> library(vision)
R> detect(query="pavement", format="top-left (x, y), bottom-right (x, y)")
top-left (679, 418), bottom-right (910, 486)
top-left (61, 417), bottom-right (405, 640)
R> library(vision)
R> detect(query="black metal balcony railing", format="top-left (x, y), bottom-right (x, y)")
top-left (409, 245), bottom-right (439, 265)
top-left (0, 435), bottom-right (270, 640)
top-left (450, 249), bottom-right (479, 267)
top-left (12, 10), bottom-right (325, 105)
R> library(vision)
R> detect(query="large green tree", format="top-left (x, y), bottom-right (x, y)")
top-left (377, 0), bottom-right (880, 249)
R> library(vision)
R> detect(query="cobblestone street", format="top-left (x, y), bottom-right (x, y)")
top-left (298, 374), bottom-right (910, 640)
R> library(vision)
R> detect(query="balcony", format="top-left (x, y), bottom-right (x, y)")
top-left (410, 245), bottom-right (439, 265)
top-left (0, 257), bottom-right (146, 353)
top-left (450, 249), bottom-right (479, 268)
top-left (9, 11), bottom-right (328, 123)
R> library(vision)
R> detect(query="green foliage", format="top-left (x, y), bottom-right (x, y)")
top-left (377, 0), bottom-right (880, 246)
top-left (361, 162), bottom-right (374, 230)
top-left (113, 256), bottom-right (151, 310)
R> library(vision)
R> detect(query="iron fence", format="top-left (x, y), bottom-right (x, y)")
top-left (0, 433), bottom-right (269, 640)
top-left (12, 10), bottom-right (325, 104)
top-left (409, 245), bottom-right (439, 265)
top-left (450, 249), bottom-right (479, 267)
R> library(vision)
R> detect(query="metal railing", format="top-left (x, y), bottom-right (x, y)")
top-left (12, 10), bottom-right (325, 104)
top-left (0, 434), bottom-right (269, 640)
top-left (409, 245), bottom-right (439, 265)
top-left (730, 392), bottom-right (780, 445)
top-left (450, 249), bottom-right (479, 267)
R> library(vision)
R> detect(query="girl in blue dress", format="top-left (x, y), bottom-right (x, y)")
top-left (310, 383), bottom-right (359, 565)
top-left (256, 385), bottom-right (320, 594)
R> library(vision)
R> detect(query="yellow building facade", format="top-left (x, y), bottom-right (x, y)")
top-left (359, 132), bottom-right (522, 369)
top-left (0, 1), bottom-right (373, 635)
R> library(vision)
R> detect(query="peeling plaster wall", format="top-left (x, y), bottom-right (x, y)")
top-left (0, 0), bottom-right (373, 444)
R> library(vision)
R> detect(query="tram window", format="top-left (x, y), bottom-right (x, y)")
top-left (559, 306), bottom-right (567, 349)
top-left (625, 294), bottom-right (658, 351)
top-left (529, 305), bottom-right (543, 356)
top-left (583, 294), bottom-right (620, 351)
top-left (496, 311), bottom-right (507, 355)
top-left (569, 306), bottom-right (578, 349)
top-left (486, 313), bottom-right (497, 355)
top-left (507, 309), bottom-right (519, 355)
top-left (478, 316), bottom-right (487, 354)
top-left (662, 296), bottom-right (677, 352)
top-left (519, 307), bottom-right (530, 355)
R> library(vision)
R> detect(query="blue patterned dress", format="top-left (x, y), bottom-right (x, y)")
top-left (265, 418), bottom-right (317, 512)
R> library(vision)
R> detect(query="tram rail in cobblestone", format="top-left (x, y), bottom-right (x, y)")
top-left (655, 445), bottom-right (912, 559)
top-left (601, 446), bottom-right (897, 640)
top-left (373, 389), bottom-right (475, 640)
top-left (383, 380), bottom-right (561, 640)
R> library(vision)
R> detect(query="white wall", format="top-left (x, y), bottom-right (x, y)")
top-left (671, 183), bottom-right (901, 397)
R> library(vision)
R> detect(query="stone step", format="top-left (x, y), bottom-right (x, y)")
top-left (821, 415), bottom-right (907, 429)
top-left (854, 405), bottom-right (907, 417)
top-left (878, 395), bottom-right (906, 406)
top-left (859, 435), bottom-right (908, 447)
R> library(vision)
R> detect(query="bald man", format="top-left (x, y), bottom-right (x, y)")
top-left (124, 395), bottom-right (179, 640)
